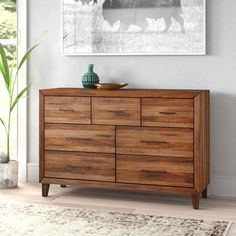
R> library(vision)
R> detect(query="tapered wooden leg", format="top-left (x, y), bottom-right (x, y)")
top-left (202, 188), bottom-right (207, 199)
top-left (60, 184), bottom-right (66, 188)
top-left (192, 195), bottom-right (199, 210)
top-left (42, 184), bottom-right (50, 197)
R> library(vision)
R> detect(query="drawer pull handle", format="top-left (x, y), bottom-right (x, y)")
top-left (66, 137), bottom-right (92, 142)
top-left (65, 164), bottom-right (75, 169)
top-left (159, 112), bottom-right (176, 115)
top-left (109, 110), bottom-right (129, 117)
top-left (140, 140), bottom-right (167, 145)
top-left (141, 170), bottom-right (167, 174)
top-left (59, 108), bottom-right (74, 112)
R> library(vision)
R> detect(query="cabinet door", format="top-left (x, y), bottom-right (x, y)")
top-left (45, 96), bottom-right (91, 124)
top-left (45, 151), bottom-right (115, 182)
top-left (45, 124), bottom-right (115, 153)
top-left (117, 154), bottom-right (193, 187)
top-left (142, 98), bottom-right (193, 128)
top-left (116, 126), bottom-right (193, 158)
top-left (92, 97), bottom-right (140, 126)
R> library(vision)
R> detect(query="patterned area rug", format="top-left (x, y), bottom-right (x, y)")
top-left (0, 202), bottom-right (231, 236)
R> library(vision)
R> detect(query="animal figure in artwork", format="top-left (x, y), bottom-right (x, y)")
top-left (102, 0), bottom-right (185, 32)
top-left (75, 0), bottom-right (185, 32)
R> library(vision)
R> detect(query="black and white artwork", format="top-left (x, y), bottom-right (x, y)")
top-left (62, 0), bottom-right (205, 55)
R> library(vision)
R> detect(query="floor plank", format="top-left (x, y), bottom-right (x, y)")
top-left (0, 183), bottom-right (235, 235)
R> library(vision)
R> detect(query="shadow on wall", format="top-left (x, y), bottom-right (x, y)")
top-left (210, 92), bottom-right (236, 177)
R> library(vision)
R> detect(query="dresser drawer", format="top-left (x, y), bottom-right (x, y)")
top-left (45, 96), bottom-right (91, 124)
top-left (45, 151), bottom-right (115, 182)
top-left (92, 97), bottom-right (140, 126)
top-left (45, 124), bottom-right (115, 153)
top-left (117, 154), bottom-right (193, 187)
top-left (116, 126), bottom-right (193, 157)
top-left (142, 98), bottom-right (193, 128)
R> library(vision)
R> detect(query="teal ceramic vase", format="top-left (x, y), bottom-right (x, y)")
top-left (82, 64), bottom-right (99, 89)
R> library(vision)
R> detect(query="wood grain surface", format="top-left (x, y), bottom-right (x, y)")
top-left (45, 151), bottom-right (115, 182)
top-left (116, 126), bottom-right (193, 157)
top-left (41, 177), bottom-right (196, 195)
top-left (45, 124), bottom-right (115, 153)
top-left (40, 88), bottom-right (210, 209)
top-left (117, 154), bottom-right (193, 187)
top-left (142, 98), bottom-right (193, 128)
top-left (194, 91), bottom-right (210, 194)
top-left (45, 96), bottom-right (91, 124)
top-left (40, 88), bottom-right (202, 98)
top-left (39, 92), bottom-right (45, 181)
top-left (92, 97), bottom-right (140, 126)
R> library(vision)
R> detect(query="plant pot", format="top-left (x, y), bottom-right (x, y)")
top-left (0, 152), bottom-right (9, 163)
top-left (0, 161), bottom-right (18, 189)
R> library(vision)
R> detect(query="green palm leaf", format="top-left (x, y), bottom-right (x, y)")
top-left (10, 84), bottom-right (31, 112)
top-left (18, 43), bottom-right (40, 71)
top-left (0, 117), bottom-right (7, 134)
top-left (0, 43), bottom-right (10, 92)
top-left (0, 42), bottom-right (39, 161)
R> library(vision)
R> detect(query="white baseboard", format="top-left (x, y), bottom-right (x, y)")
top-left (27, 163), bottom-right (236, 197)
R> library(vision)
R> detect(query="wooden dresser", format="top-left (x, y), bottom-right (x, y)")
top-left (39, 88), bottom-right (210, 209)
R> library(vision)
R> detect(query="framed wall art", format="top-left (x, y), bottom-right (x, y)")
top-left (62, 0), bottom-right (206, 55)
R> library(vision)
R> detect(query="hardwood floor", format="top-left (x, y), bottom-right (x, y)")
top-left (0, 183), bottom-right (235, 235)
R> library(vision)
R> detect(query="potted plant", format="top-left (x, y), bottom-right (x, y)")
top-left (0, 43), bottom-right (38, 188)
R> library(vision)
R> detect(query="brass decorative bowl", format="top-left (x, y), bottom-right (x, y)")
top-left (95, 83), bottom-right (128, 90)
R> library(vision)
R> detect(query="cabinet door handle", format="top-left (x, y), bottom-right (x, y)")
top-left (140, 140), bottom-right (167, 145)
top-left (159, 112), bottom-right (176, 115)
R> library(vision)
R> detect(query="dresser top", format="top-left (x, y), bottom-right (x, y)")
top-left (40, 88), bottom-right (209, 99)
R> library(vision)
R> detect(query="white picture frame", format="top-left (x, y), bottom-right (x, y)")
top-left (62, 0), bottom-right (206, 56)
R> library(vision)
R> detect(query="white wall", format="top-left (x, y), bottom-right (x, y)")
top-left (27, 0), bottom-right (236, 197)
